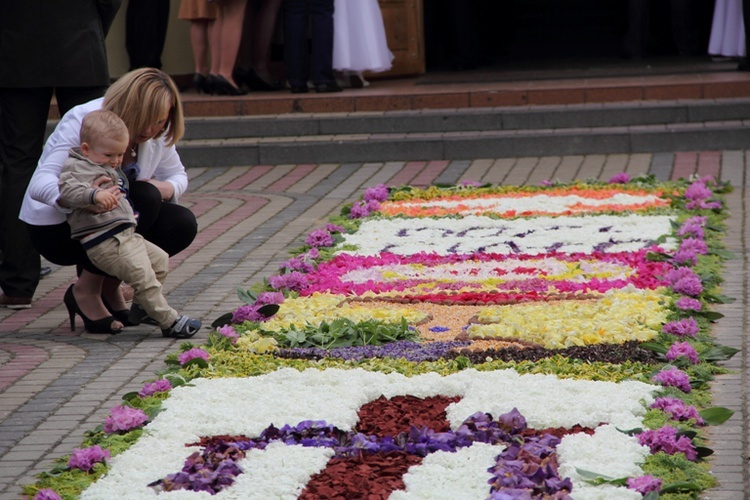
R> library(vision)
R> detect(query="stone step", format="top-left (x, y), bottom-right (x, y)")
top-left (176, 99), bottom-right (750, 167)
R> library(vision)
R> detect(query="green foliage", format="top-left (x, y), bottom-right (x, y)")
top-left (642, 452), bottom-right (716, 497)
top-left (272, 317), bottom-right (417, 349)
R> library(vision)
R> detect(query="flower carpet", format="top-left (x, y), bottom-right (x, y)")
top-left (26, 175), bottom-right (737, 500)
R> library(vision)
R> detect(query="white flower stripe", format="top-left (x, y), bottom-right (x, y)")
top-left (340, 214), bottom-right (676, 256)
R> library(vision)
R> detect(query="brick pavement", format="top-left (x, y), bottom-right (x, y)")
top-left (0, 152), bottom-right (747, 499)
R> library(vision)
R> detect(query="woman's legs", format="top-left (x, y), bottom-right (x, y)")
top-left (252, 0), bottom-right (283, 81)
top-left (212, 0), bottom-right (249, 88)
top-left (27, 222), bottom-right (121, 327)
top-left (190, 19), bottom-right (214, 76)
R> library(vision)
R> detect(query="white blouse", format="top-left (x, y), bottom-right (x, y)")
top-left (20, 97), bottom-right (189, 226)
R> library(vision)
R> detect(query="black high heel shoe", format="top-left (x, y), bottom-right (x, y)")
top-left (193, 73), bottom-right (213, 94)
top-left (64, 285), bottom-right (123, 334)
top-left (234, 67), bottom-right (283, 92)
top-left (211, 74), bottom-right (247, 96)
top-left (102, 295), bottom-right (134, 327)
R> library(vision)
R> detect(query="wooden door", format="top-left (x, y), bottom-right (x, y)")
top-left (374, 0), bottom-right (425, 77)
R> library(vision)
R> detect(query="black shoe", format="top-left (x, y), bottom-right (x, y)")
top-left (315, 82), bottom-right (343, 93)
top-left (102, 295), bottom-right (134, 327)
top-left (738, 60), bottom-right (750, 72)
top-left (211, 74), bottom-right (247, 96)
top-left (63, 285), bottom-right (122, 334)
top-left (39, 266), bottom-right (52, 279)
top-left (193, 73), bottom-right (212, 94)
top-left (128, 302), bottom-right (160, 326)
top-left (290, 85), bottom-right (309, 94)
top-left (234, 67), bottom-right (283, 91)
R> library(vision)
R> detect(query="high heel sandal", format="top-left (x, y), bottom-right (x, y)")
top-left (211, 74), bottom-right (247, 96)
top-left (64, 285), bottom-right (123, 334)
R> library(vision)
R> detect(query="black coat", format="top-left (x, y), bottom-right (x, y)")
top-left (0, 0), bottom-right (122, 88)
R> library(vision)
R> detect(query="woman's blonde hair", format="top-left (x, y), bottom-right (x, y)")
top-left (103, 68), bottom-right (185, 147)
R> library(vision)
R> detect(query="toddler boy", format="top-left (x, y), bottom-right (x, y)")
top-left (58, 109), bottom-right (201, 338)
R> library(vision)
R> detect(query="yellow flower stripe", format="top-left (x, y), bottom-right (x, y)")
top-left (467, 287), bottom-right (669, 349)
top-left (261, 293), bottom-right (430, 332)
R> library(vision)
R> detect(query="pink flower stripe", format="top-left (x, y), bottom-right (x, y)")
top-left (300, 250), bottom-right (671, 303)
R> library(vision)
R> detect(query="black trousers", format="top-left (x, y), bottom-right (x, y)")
top-left (744, 0), bottom-right (750, 58)
top-left (125, 0), bottom-right (170, 70)
top-left (284, 0), bottom-right (335, 86)
top-left (0, 86), bottom-right (106, 298)
top-left (27, 181), bottom-right (198, 276)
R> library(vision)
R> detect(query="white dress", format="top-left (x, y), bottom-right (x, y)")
top-left (708, 0), bottom-right (746, 57)
top-left (333, 0), bottom-right (394, 73)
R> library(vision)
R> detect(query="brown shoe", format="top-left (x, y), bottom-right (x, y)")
top-left (0, 293), bottom-right (32, 309)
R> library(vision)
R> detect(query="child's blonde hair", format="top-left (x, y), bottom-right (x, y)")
top-left (80, 109), bottom-right (129, 146)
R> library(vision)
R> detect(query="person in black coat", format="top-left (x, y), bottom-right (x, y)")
top-left (125, 0), bottom-right (170, 70)
top-left (0, 0), bottom-right (121, 309)
top-left (284, 0), bottom-right (342, 93)
top-left (741, 0), bottom-right (750, 70)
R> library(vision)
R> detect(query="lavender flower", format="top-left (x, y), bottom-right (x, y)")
top-left (33, 489), bottom-right (62, 500)
top-left (276, 340), bottom-right (470, 363)
top-left (138, 378), bottom-right (173, 398)
top-left (673, 248), bottom-right (698, 266)
top-left (664, 266), bottom-right (699, 284)
top-left (279, 256), bottom-right (315, 274)
top-left (103, 405), bottom-right (149, 434)
top-left (539, 180), bottom-right (553, 187)
top-left (679, 237), bottom-right (708, 255)
top-left (637, 425), bottom-right (697, 461)
top-left (684, 181), bottom-right (712, 203)
top-left (366, 199), bottom-right (381, 212)
top-left (268, 271), bottom-right (309, 292)
top-left (663, 317), bottom-right (699, 337)
top-left (67, 445), bottom-right (110, 472)
top-left (460, 179), bottom-right (483, 187)
top-left (651, 397), bottom-right (704, 424)
top-left (626, 475), bottom-right (663, 494)
top-left (678, 216), bottom-right (707, 239)
top-left (217, 325), bottom-right (239, 343)
top-left (675, 297), bottom-right (702, 311)
top-left (178, 348), bottom-right (210, 366)
top-left (672, 276), bottom-right (703, 296)
top-left (687, 199), bottom-right (722, 210)
top-left (305, 228), bottom-right (334, 248)
top-left (363, 184), bottom-right (390, 202)
top-left (652, 366), bottom-right (692, 393)
top-left (255, 291), bottom-right (285, 306)
top-left (608, 172), bottom-right (631, 184)
top-left (665, 341), bottom-right (700, 365)
top-left (232, 304), bottom-right (266, 323)
top-left (349, 200), bottom-right (371, 219)
top-left (325, 223), bottom-right (345, 233)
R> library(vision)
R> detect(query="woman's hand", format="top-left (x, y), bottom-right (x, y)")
top-left (146, 179), bottom-right (175, 201)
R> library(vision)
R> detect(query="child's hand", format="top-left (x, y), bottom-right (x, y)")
top-left (93, 189), bottom-right (119, 211)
